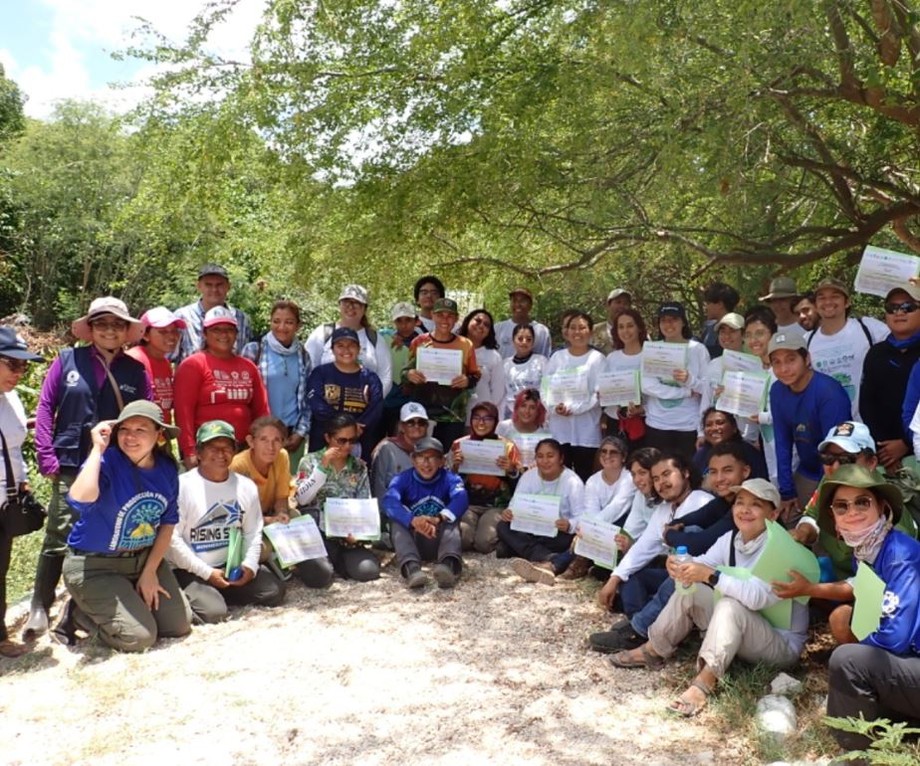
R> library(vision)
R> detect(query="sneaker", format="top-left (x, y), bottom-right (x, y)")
top-left (510, 558), bottom-right (555, 586)
top-left (432, 560), bottom-right (460, 589)
top-left (589, 623), bottom-right (644, 653)
top-left (403, 562), bottom-right (428, 589)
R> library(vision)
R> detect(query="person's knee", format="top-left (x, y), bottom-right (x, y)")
top-left (351, 558), bottom-right (381, 582)
top-left (295, 559), bottom-right (334, 589)
top-left (102, 619), bottom-right (157, 653)
top-left (257, 577), bottom-right (287, 607)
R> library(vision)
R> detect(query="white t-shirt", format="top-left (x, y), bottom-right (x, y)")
top-left (495, 420), bottom-right (551, 468)
top-left (602, 349), bottom-right (643, 419)
top-left (304, 324), bottom-right (393, 397)
top-left (544, 348), bottom-right (606, 448)
top-left (510, 466), bottom-right (586, 533)
top-left (468, 347), bottom-right (506, 420)
top-left (641, 340), bottom-right (711, 432)
top-left (502, 353), bottom-right (548, 418)
top-left (805, 317), bottom-right (889, 420)
top-left (584, 470), bottom-right (636, 526)
top-left (777, 321), bottom-right (806, 340)
top-left (168, 469), bottom-right (264, 579)
top-left (495, 318), bottom-right (552, 359)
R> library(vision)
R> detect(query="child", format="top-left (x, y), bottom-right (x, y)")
top-left (609, 478), bottom-right (809, 718)
top-left (382, 437), bottom-right (468, 589)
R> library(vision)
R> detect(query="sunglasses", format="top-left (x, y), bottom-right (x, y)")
top-left (404, 419), bottom-right (428, 427)
top-left (332, 436), bottom-right (359, 446)
top-left (884, 301), bottom-right (920, 315)
top-left (819, 452), bottom-right (859, 466)
top-left (0, 358), bottom-right (29, 373)
top-left (830, 495), bottom-right (875, 517)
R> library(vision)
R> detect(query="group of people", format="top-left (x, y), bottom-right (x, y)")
top-left (1, 264), bottom-right (919, 760)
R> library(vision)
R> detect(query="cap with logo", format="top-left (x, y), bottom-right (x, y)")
top-left (198, 264), bottom-right (230, 280)
top-left (432, 298), bottom-right (459, 315)
top-left (657, 302), bottom-right (687, 320)
top-left (818, 421), bottom-right (876, 454)
top-left (196, 420), bottom-right (237, 445)
top-left (767, 332), bottom-right (807, 356)
top-left (400, 402), bottom-right (429, 422)
top-left (391, 301), bottom-right (417, 321)
top-left (331, 327), bottom-right (360, 346)
top-left (338, 284), bottom-right (369, 305)
top-left (140, 306), bottom-right (188, 330)
top-left (0, 327), bottom-right (44, 362)
top-left (203, 306), bottom-right (238, 328)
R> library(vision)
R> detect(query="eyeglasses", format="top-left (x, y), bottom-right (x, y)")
top-left (404, 419), bottom-right (428, 428)
top-left (884, 301), bottom-right (920, 315)
top-left (743, 329), bottom-right (771, 340)
top-left (332, 436), bottom-right (359, 446)
top-left (0, 358), bottom-right (28, 373)
top-left (418, 289), bottom-right (440, 296)
top-left (830, 495), bottom-right (875, 517)
top-left (819, 452), bottom-right (859, 467)
top-left (91, 320), bottom-right (129, 332)
top-left (471, 414), bottom-right (496, 423)
top-left (414, 454), bottom-right (441, 463)
top-left (599, 448), bottom-right (622, 456)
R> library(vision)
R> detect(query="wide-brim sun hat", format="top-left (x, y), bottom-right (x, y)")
top-left (816, 463), bottom-right (902, 526)
top-left (115, 400), bottom-right (180, 439)
top-left (72, 296), bottom-right (144, 344)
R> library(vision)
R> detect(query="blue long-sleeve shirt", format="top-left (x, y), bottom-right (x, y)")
top-left (770, 371), bottom-right (852, 500)
top-left (663, 496), bottom-right (734, 555)
top-left (862, 530), bottom-right (920, 656)
top-left (382, 467), bottom-right (469, 530)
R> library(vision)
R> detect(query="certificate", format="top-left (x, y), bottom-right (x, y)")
top-left (543, 367), bottom-right (588, 406)
top-left (510, 493), bottom-right (561, 537)
top-left (854, 245), bottom-right (920, 298)
top-left (721, 350), bottom-right (764, 374)
top-left (574, 519), bottom-right (620, 569)
top-left (641, 342), bottom-right (688, 384)
top-left (263, 515), bottom-right (327, 567)
top-left (416, 346), bottom-right (463, 385)
top-left (323, 497), bottom-right (381, 540)
top-left (717, 370), bottom-right (771, 418)
top-left (458, 439), bottom-right (507, 477)
top-left (597, 369), bottom-right (641, 407)
top-left (513, 432), bottom-right (545, 467)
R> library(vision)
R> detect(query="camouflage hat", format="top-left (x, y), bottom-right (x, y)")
top-left (432, 298), bottom-right (459, 315)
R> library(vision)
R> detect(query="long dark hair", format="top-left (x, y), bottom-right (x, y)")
top-left (612, 308), bottom-right (648, 351)
top-left (459, 309), bottom-right (498, 350)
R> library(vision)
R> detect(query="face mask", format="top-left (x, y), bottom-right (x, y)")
top-left (840, 516), bottom-right (891, 563)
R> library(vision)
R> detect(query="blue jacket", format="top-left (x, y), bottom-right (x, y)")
top-left (770, 371), bottom-right (852, 500)
top-left (863, 530), bottom-right (920, 656)
top-left (663, 496), bottom-right (734, 555)
top-left (382, 467), bottom-right (468, 530)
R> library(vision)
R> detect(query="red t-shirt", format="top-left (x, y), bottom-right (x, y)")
top-left (173, 351), bottom-right (270, 456)
top-left (126, 345), bottom-right (176, 424)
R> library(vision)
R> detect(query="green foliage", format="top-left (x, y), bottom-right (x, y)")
top-left (825, 716), bottom-right (920, 765)
top-left (0, 64), bottom-right (25, 144)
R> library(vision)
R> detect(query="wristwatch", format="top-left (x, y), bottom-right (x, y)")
top-left (707, 570), bottom-right (721, 588)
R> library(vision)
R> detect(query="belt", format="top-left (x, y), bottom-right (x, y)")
top-left (70, 547), bottom-right (146, 558)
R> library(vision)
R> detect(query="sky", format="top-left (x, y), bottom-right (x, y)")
top-left (0, 0), bottom-right (266, 118)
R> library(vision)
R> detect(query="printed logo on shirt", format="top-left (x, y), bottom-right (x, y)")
top-left (119, 384), bottom-right (137, 396)
top-left (881, 589), bottom-right (900, 617)
top-left (208, 368), bottom-right (255, 404)
top-left (65, 370), bottom-right (81, 387)
top-left (324, 384), bottom-right (341, 404)
top-left (409, 495), bottom-right (448, 518)
top-left (108, 491), bottom-right (168, 551)
top-left (189, 499), bottom-right (243, 553)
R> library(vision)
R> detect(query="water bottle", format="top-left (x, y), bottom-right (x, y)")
top-left (674, 545), bottom-right (696, 595)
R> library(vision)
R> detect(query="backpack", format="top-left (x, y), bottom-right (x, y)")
top-left (805, 317), bottom-right (873, 350)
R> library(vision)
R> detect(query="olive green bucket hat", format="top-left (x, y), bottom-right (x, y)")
top-left (816, 464), bottom-right (902, 525)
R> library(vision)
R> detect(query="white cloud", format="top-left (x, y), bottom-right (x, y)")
top-left (7, 0), bottom-right (265, 118)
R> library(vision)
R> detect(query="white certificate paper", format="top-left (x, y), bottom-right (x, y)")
top-left (574, 519), bottom-right (620, 570)
top-left (513, 433), bottom-right (545, 467)
top-left (416, 347), bottom-right (463, 385)
top-left (458, 439), bottom-right (507, 477)
top-left (721, 350), bottom-right (764, 374)
top-left (543, 367), bottom-right (588, 406)
top-left (323, 497), bottom-right (382, 540)
top-left (854, 245), bottom-right (920, 298)
top-left (717, 371), bottom-right (771, 418)
top-left (510, 493), bottom-right (562, 537)
top-left (597, 369), bottom-right (641, 407)
top-left (641, 342), bottom-right (688, 384)
top-left (263, 515), bottom-right (327, 567)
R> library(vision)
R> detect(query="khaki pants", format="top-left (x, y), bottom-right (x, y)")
top-left (459, 506), bottom-right (503, 553)
top-left (648, 586), bottom-right (799, 678)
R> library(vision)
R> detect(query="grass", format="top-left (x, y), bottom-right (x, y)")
top-left (7, 527), bottom-right (43, 603)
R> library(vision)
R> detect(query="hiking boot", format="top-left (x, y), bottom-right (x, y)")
top-left (589, 622), bottom-right (644, 653)
top-left (432, 557), bottom-right (461, 589)
top-left (510, 558), bottom-right (555, 586)
top-left (558, 555), bottom-right (592, 581)
top-left (403, 562), bottom-right (428, 589)
top-left (50, 598), bottom-right (78, 646)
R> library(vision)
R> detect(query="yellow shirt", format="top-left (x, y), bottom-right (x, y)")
top-left (230, 448), bottom-right (292, 514)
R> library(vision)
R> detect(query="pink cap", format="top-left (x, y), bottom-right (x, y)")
top-left (140, 306), bottom-right (187, 330)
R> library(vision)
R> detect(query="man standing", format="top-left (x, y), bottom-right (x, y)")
top-left (805, 277), bottom-right (888, 420)
top-left (591, 288), bottom-right (632, 354)
top-left (794, 292), bottom-right (819, 332)
top-left (494, 288), bottom-right (552, 358)
top-left (173, 264), bottom-right (252, 363)
top-left (759, 277), bottom-right (804, 338)
top-left (860, 283), bottom-right (920, 469)
top-left (167, 420), bottom-right (286, 623)
top-left (413, 275), bottom-right (445, 333)
top-left (699, 282), bottom-right (740, 359)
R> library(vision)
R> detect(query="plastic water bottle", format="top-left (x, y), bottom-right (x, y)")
top-left (674, 545), bottom-right (696, 595)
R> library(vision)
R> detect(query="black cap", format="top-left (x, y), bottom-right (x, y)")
top-left (331, 327), bottom-right (360, 345)
top-left (0, 327), bottom-right (43, 362)
top-left (658, 302), bottom-right (687, 320)
top-left (198, 263), bottom-right (230, 280)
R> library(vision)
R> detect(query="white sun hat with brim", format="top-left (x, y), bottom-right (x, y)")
top-left (71, 296), bottom-right (144, 344)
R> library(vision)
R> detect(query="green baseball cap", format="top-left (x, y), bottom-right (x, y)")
top-left (196, 420), bottom-right (237, 446)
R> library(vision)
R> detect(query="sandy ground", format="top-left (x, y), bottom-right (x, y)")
top-left (0, 554), bottom-right (754, 766)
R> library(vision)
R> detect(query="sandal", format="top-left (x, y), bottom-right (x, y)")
top-left (667, 680), bottom-right (713, 717)
top-left (608, 643), bottom-right (664, 669)
top-left (0, 639), bottom-right (30, 659)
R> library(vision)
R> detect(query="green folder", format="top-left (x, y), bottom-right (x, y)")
top-left (714, 565), bottom-right (794, 630)
top-left (851, 562), bottom-right (886, 641)
top-left (225, 526), bottom-right (244, 573)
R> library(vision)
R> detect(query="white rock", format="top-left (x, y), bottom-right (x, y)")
top-left (770, 672), bottom-right (804, 696)
top-left (756, 694), bottom-right (797, 743)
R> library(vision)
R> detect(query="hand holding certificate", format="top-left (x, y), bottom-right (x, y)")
top-left (263, 515), bottom-right (328, 567)
top-left (720, 350), bottom-right (764, 374)
top-left (641, 342), bottom-right (688, 385)
top-left (323, 497), bottom-right (382, 540)
top-left (544, 367), bottom-right (588, 406)
top-left (717, 370), bottom-right (771, 418)
top-left (574, 519), bottom-right (620, 569)
top-left (457, 439), bottom-right (507, 477)
top-left (510, 493), bottom-right (562, 537)
top-left (596, 369), bottom-right (641, 408)
top-left (854, 245), bottom-right (920, 298)
top-left (416, 347), bottom-right (463, 385)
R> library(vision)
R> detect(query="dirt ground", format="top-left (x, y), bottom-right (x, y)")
top-left (0, 554), bottom-right (756, 766)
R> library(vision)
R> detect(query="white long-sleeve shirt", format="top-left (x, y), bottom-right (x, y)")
top-left (502, 353), bottom-right (547, 418)
top-left (468, 347), bottom-right (506, 421)
top-left (168, 469), bottom-right (264, 580)
top-left (0, 391), bottom-right (29, 496)
top-left (612, 488), bottom-right (713, 581)
top-left (622, 493), bottom-right (660, 541)
top-left (510, 466), bottom-right (585, 533)
top-left (695, 529), bottom-right (809, 656)
top-left (544, 348), bottom-right (605, 448)
top-left (641, 340), bottom-right (710, 432)
top-left (602, 349), bottom-right (643, 419)
top-left (305, 324), bottom-right (393, 398)
top-left (584, 470), bottom-right (636, 526)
